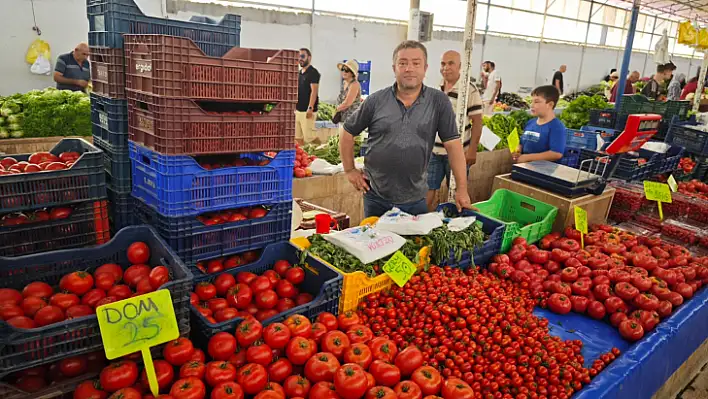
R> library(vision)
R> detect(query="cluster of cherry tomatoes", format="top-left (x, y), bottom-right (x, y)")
top-left (490, 225), bottom-right (708, 342)
top-left (192, 260), bottom-right (311, 324)
top-left (0, 242), bottom-right (171, 329)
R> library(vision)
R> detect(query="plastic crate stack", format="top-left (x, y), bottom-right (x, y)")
top-left (0, 139), bottom-right (110, 257)
top-left (666, 116), bottom-right (708, 183)
top-left (559, 125), bottom-right (620, 168)
top-left (122, 32), bottom-right (297, 276)
top-left (86, 0), bottom-right (242, 233)
top-left (589, 95), bottom-right (691, 139)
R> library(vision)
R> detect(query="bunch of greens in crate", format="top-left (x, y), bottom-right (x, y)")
top-left (559, 95), bottom-right (609, 129)
top-left (480, 113), bottom-right (527, 151)
top-left (316, 103), bottom-right (337, 121)
top-left (304, 135), bottom-right (362, 165)
top-left (0, 88), bottom-right (91, 138)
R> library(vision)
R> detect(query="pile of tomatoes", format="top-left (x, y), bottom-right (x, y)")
top-left (1, 205), bottom-right (73, 226)
top-left (192, 260), bottom-right (311, 324)
top-left (0, 242), bottom-right (171, 329)
top-left (0, 151), bottom-right (81, 175)
top-left (197, 206), bottom-right (271, 227)
top-left (678, 157), bottom-right (697, 175)
top-left (3, 351), bottom-right (106, 394)
top-left (354, 265), bottom-right (618, 398)
top-left (195, 251), bottom-right (262, 275)
top-left (490, 225), bottom-right (708, 342)
top-left (293, 144), bottom-right (313, 179)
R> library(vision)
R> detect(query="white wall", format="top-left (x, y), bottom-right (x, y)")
top-left (1, 0), bottom-right (702, 99)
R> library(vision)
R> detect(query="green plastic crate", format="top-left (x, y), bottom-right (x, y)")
top-left (473, 189), bottom-right (558, 253)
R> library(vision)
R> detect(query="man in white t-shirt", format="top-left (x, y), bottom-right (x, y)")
top-left (481, 61), bottom-right (501, 115)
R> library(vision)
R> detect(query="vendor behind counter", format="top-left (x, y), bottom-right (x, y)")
top-left (512, 85), bottom-right (567, 164)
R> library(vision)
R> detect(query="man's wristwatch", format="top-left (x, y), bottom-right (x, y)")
top-left (307, 106), bottom-right (313, 110)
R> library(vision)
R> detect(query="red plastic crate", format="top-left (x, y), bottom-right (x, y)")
top-left (90, 47), bottom-right (126, 98)
top-left (124, 34), bottom-right (298, 102)
top-left (127, 91), bottom-right (295, 155)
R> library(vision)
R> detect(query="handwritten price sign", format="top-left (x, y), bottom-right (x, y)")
top-left (383, 251), bottom-right (417, 288)
top-left (507, 128), bottom-right (520, 154)
top-left (574, 206), bottom-right (588, 249)
top-left (644, 181), bottom-right (672, 220)
top-left (97, 289), bottom-right (179, 397)
top-left (668, 175), bottom-right (678, 193)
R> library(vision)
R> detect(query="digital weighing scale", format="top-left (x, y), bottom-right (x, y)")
top-left (511, 114), bottom-right (662, 197)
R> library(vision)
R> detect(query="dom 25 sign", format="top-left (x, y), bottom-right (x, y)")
top-left (96, 289), bottom-right (179, 397)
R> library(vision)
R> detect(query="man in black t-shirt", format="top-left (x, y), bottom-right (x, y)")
top-left (641, 62), bottom-right (675, 100)
top-left (296, 48), bottom-right (321, 144)
top-left (552, 65), bottom-right (566, 95)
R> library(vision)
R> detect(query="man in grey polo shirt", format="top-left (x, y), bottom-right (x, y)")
top-left (53, 43), bottom-right (91, 92)
top-left (340, 40), bottom-right (471, 217)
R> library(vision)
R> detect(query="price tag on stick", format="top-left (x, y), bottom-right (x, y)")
top-left (643, 181), bottom-right (672, 220)
top-left (507, 128), bottom-right (520, 154)
top-left (383, 251), bottom-right (417, 288)
top-left (668, 175), bottom-right (678, 193)
top-left (97, 290), bottom-right (179, 397)
top-left (574, 206), bottom-right (588, 248)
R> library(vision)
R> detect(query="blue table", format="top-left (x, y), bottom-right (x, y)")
top-left (537, 286), bottom-right (708, 398)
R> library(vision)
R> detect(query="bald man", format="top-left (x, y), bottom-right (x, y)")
top-left (610, 71), bottom-right (640, 102)
top-left (54, 43), bottom-right (90, 92)
top-left (553, 65), bottom-right (566, 95)
top-left (427, 50), bottom-right (484, 211)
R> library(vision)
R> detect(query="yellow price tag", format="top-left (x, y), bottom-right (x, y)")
top-left (383, 251), bottom-right (417, 288)
top-left (644, 181), bottom-right (672, 203)
top-left (574, 206), bottom-right (588, 234)
top-left (668, 175), bottom-right (678, 193)
top-left (507, 128), bottom-right (520, 153)
top-left (97, 290), bottom-right (179, 397)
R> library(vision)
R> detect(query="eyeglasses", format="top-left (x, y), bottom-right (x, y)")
top-left (341, 67), bottom-right (351, 73)
top-left (299, 54), bottom-right (307, 59)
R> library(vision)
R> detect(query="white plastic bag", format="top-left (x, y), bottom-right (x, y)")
top-left (323, 226), bottom-right (406, 264)
top-left (447, 216), bottom-right (477, 232)
top-left (310, 158), bottom-right (342, 175)
top-left (30, 54), bottom-right (51, 76)
top-left (376, 208), bottom-right (443, 235)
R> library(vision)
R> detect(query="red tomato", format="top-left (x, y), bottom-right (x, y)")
top-left (127, 242), bottom-right (150, 264)
top-left (254, 289), bottom-right (278, 309)
top-left (235, 318), bottom-right (263, 347)
top-left (285, 267), bottom-right (305, 285)
top-left (107, 388), bottom-right (142, 399)
top-left (123, 265), bottom-right (151, 288)
top-left (22, 282), bottom-right (53, 299)
top-left (50, 293), bottom-right (80, 311)
top-left (275, 280), bottom-right (297, 299)
top-left (334, 363), bottom-right (369, 399)
top-left (411, 366), bottom-right (443, 396)
top-left (369, 337), bottom-right (398, 362)
top-left (179, 361), bottom-right (206, 380)
top-left (296, 293), bottom-right (313, 306)
top-left (286, 336), bottom-right (316, 365)
top-left (321, 331), bottom-right (351, 360)
top-left (441, 378), bottom-right (474, 399)
top-left (310, 381), bottom-right (341, 399)
top-left (369, 360), bottom-right (401, 387)
top-left (148, 266), bottom-right (170, 289)
top-left (59, 272), bottom-right (94, 296)
top-left (305, 352), bottom-right (341, 383)
top-left (317, 312), bottom-right (339, 330)
top-left (246, 342), bottom-right (273, 366)
top-left (18, 297), bottom-right (45, 316)
top-left (211, 381), bottom-right (244, 399)
top-left (226, 284), bottom-right (253, 310)
top-left (263, 322), bottom-right (292, 349)
top-left (273, 260), bottom-right (292, 277)
top-left (235, 363), bottom-right (268, 395)
top-left (618, 319), bottom-right (645, 341)
top-left (337, 311), bottom-right (360, 330)
top-left (214, 274), bottom-right (237, 296)
top-left (547, 293), bottom-right (572, 314)
top-left (344, 343), bottom-right (374, 370)
top-left (205, 361), bottom-right (238, 387)
top-left (33, 305), bottom-right (64, 327)
top-left (169, 377), bottom-right (206, 399)
top-left (74, 379), bottom-right (108, 399)
top-left (365, 386), bottom-right (397, 399)
top-left (107, 285), bottom-right (132, 300)
top-left (100, 360), bottom-right (139, 392)
top-left (94, 273), bottom-right (116, 292)
top-left (268, 357), bottom-right (293, 383)
top-left (394, 346), bottom-right (424, 376)
top-left (346, 324), bottom-right (373, 344)
top-left (140, 360), bottom-right (174, 392)
top-left (58, 355), bottom-right (87, 377)
top-left (284, 314), bottom-right (312, 338)
top-left (195, 282), bottom-right (217, 301)
top-left (587, 300), bottom-right (606, 319)
top-left (0, 288), bottom-right (22, 305)
top-left (236, 272), bottom-right (258, 286)
top-left (163, 338), bottom-right (195, 367)
top-left (394, 381), bottom-right (423, 399)
top-left (6, 315), bottom-right (35, 329)
top-left (95, 263), bottom-right (123, 282)
top-left (0, 303), bottom-right (24, 320)
top-left (208, 332), bottom-right (237, 361)
top-left (283, 375), bottom-right (311, 398)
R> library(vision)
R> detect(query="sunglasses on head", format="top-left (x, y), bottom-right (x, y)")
top-left (341, 67), bottom-right (351, 73)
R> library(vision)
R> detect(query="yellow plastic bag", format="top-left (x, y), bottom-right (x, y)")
top-left (698, 28), bottom-right (708, 49)
top-left (25, 39), bottom-right (51, 65)
top-left (678, 20), bottom-right (697, 45)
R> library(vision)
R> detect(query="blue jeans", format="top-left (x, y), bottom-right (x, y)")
top-left (427, 153), bottom-right (451, 190)
top-left (364, 190), bottom-right (428, 218)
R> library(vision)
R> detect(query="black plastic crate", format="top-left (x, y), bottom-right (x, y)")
top-left (653, 145), bottom-right (685, 176)
top-left (0, 200), bottom-right (110, 257)
top-left (87, 0), bottom-right (241, 56)
top-left (132, 197), bottom-right (291, 269)
top-left (666, 120), bottom-right (708, 156)
top-left (589, 109), bottom-right (617, 129)
top-left (579, 148), bottom-right (657, 181)
top-left (96, 139), bottom-right (131, 193)
top-left (107, 187), bottom-right (133, 234)
top-left (0, 226), bottom-right (192, 376)
top-left (190, 241), bottom-right (342, 348)
top-left (90, 93), bottom-right (129, 154)
top-left (0, 139), bottom-right (105, 213)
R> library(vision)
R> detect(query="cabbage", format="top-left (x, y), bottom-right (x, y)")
top-left (6, 114), bottom-right (21, 124)
top-left (8, 123), bottom-right (21, 131)
top-left (0, 128), bottom-right (9, 139)
top-left (10, 130), bottom-right (23, 138)
top-left (0, 117), bottom-right (5, 125)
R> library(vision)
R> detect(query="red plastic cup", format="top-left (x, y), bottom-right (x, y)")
top-left (315, 214), bottom-right (336, 234)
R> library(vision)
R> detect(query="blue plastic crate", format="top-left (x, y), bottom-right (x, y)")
top-left (0, 226), bottom-right (192, 376)
top-left (434, 204), bottom-right (505, 267)
top-left (107, 187), bottom-right (133, 233)
top-left (132, 197), bottom-right (292, 268)
top-left (565, 127), bottom-right (618, 150)
top-left (129, 141), bottom-right (294, 217)
top-left (579, 147), bottom-right (659, 181)
top-left (0, 139), bottom-right (106, 213)
top-left (96, 140), bottom-right (132, 193)
top-left (653, 144), bottom-right (685, 176)
top-left (190, 241), bottom-right (342, 347)
top-left (91, 93), bottom-right (129, 153)
top-left (666, 118), bottom-right (708, 156)
top-left (559, 147), bottom-right (581, 168)
top-left (87, 0), bottom-right (241, 56)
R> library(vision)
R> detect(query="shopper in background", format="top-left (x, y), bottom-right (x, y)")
top-left (340, 40), bottom-right (472, 217)
top-left (604, 71), bottom-right (619, 100)
top-left (334, 60), bottom-right (362, 128)
top-left (681, 69), bottom-right (702, 100)
top-left (53, 43), bottom-right (90, 92)
top-left (296, 48), bottom-right (320, 144)
top-left (426, 50), bottom-right (484, 211)
top-left (610, 70), bottom-right (640, 102)
top-left (512, 85), bottom-right (566, 164)
top-left (642, 62), bottom-right (675, 100)
top-left (668, 73), bottom-right (686, 101)
top-left (603, 68), bottom-right (617, 82)
top-left (481, 61), bottom-right (501, 114)
top-left (552, 65), bottom-right (566, 95)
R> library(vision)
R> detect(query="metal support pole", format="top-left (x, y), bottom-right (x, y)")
top-left (614, 0), bottom-right (640, 113)
top-left (576, 0), bottom-right (594, 92)
top-left (693, 53), bottom-right (708, 112)
top-left (448, 0), bottom-right (477, 203)
top-left (408, 0), bottom-right (421, 40)
top-left (478, 0), bottom-right (491, 66)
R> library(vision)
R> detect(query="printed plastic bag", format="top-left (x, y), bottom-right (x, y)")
top-left (323, 225), bottom-right (406, 264)
top-left (376, 208), bottom-right (443, 235)
top-left (30, 54), bottom-right (51, 75)
top-left (26, 38), bottom-right (51, 65)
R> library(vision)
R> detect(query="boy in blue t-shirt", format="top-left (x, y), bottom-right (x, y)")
top-left (512, 85), bottom-right (567, 163)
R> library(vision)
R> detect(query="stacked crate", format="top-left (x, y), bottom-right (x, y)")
top-left (123, 32), bottom-right (297, 275)
top-left (86, 0), bottom-right (242, 233)
top-left (0, 139), bottom-right (110, 257)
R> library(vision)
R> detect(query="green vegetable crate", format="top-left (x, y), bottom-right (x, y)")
top-left (473, 189), bottom-right (558, 253)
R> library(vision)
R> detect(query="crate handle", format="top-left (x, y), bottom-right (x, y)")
top-left (141, 154), bottom-right (152, 166)
top-left (94, 101), bottom-right (105, 113)
top-left (520, 201), bottom-right (536, 212)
